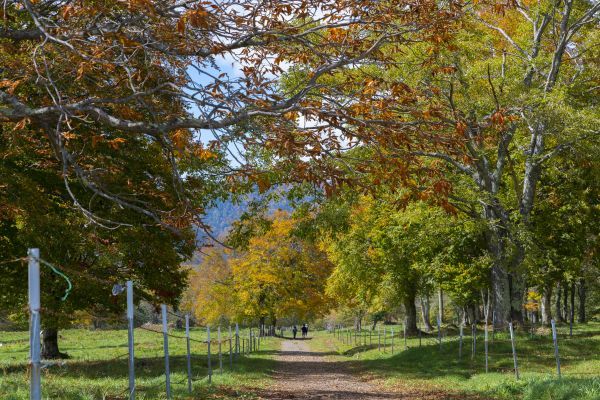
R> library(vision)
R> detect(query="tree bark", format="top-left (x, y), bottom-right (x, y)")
top-left (420, 296), bottom-right (433, 332)
top-left (541, 284), bottom-right (553, 325)
top-left (578, 279), bottom-right (586, 323)
top-left (570, 282), bottom-right (575, 332)
top-left (404, 295), bottom-right (418, 335)
top-left (41, 328), bottom-right (68, 359)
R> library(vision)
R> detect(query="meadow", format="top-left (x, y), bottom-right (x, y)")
top-left (311, 321), bottom-right (600, 400)
top-left (0, 327), bottom-right (277, 400)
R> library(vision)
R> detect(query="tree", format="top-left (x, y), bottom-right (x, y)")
top-left (266, 1), bottom-right (600, 324)
top-left (187, 212), bottom-right (333, 326)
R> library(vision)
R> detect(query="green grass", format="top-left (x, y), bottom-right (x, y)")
top-left (310, 322), bottom-right (600, 400)
top-left (0, 327), bottom-right (277, 399)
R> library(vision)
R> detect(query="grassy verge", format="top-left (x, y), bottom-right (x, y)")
top-left (309, 321), bottom-right (600, 400)
top-left (0, 327), bottom-right (278, 399)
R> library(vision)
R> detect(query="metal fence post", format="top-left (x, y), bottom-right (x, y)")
top-left (126, 281), bottom-right (135, 399)
top-left (218, 326), bottom-right (223, 374)
top-left (509, 322), bottom-right (519, 379)
top-left (484, 319), bottom-right (489, 373)
top-left (207, 326), bottom-right (212, 383)
top-left (229, 325), bottom-right (233, 368)
top-left (437, 315), bottom-right (442, 351)
top-left (471, 324), bottom-right (476, 359)
top-left (235, 323), bottom-right (240, 358)
top-left (458, 323), bottom-right (463, 360)
top-left (161, 304), bottom-right (171, 399)
top-left (185, 314), bottom-right (192, 393)
top-left (551, 319), bottom-right (561, 378)
top-left (28, 248), bottom-right (41, 400)
top-left (391, 327), bottom-right (394, 354)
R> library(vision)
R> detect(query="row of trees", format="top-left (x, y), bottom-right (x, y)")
top-left (185, 212), bottom-right (333, 327)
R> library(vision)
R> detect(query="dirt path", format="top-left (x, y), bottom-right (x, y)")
top-left (258, 338), bottom-right (473, 400)
top-left (260, 338), bottom-right (392, 399)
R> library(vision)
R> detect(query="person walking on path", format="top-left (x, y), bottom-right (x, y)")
top-left (301, 324), bottom-right (308, 338)
top-left (292, 325), bottom-right (298, 339)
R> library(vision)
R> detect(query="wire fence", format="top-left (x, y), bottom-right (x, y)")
top-left (0, 249), bottom-right (277, 400)
top-left (327, 317), bottom-right (596, 380)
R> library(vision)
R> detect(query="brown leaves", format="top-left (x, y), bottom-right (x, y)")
top-left (0, 79), bottom-right (22, 95)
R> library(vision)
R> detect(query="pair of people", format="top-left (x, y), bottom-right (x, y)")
top-left (292, 324), bottom-right (309, 339)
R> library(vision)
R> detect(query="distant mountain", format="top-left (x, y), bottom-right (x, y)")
top-left (198, 192), bottom-right (293, 242)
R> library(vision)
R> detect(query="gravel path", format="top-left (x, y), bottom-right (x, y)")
top-left (257, 338), bottom-right (481, 400)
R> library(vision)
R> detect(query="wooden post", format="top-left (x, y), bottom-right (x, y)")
top-left (28, 248), bottom-right (41, 400)
top-left (161, 304), bottom-right (171, 399)
top-left (509, 322), bottom-right (519, 379)
top-left (551, 319), bottom-right (561, 378)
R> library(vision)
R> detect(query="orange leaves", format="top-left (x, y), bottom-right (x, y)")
top-left (0, 79), bottom-right (22, 95)
top-left (177, 6), bottom-right (212, 34)
top-left (327, 27), bottom-right (347, 42)
top-left (455, 121), bottom-right (467, 135)
top-left (107, 137), bottom-right (127, 149)
top-left (171, 128), bottom-right (190, 151)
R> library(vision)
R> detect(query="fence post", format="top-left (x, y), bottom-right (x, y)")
top-left (458, 323), bottom-right (463, 360)
top-left (551, 319), bottom-right (561, 378)
top-left (383, 326), bottom-right (387, 352)
top-left (126, 281), bottom-right (135, 400)
top-left (207, 326), bottom-right (212, 383)
top-left (378, 326), bottom-right (381, 351)
top-left (229, 325), bottom-right (233, 368)
top-left (391, 327), bottom-right (394, 354)
top-left (509, 322), bottom-right (519, 379)
top-left (418, 326), bottom-right (421, 348)
top-left (161, 304), bottom-right (171, 399)
top-left (185, 314), bottom-right (192, 393)
top-left (218, 326), bottom-right (223, 374)
top-left (437, 315), bottom-right (442, 351)
top-left (404, 319), bottom-right (407, 350)
top-left (484, 319), bottom-right (489, 373)
top-left (235, 323), bottom-right (240, 358)
top-left (28, 248), bottom-right (41, 400)
top-left (471, 324), bottom-right (476, 360)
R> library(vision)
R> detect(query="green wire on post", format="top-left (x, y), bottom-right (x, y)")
top-left (39, 259), bottom-right (73, 301)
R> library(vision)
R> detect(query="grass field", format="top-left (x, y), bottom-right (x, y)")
top-left (2, 322), bottom-right (599, 399)
top-left (0, 326), bottom-right (277, 399)
top-left (310, 321), bottom-right (600, 400)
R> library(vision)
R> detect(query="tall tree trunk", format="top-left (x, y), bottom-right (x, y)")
top-left (578, 279), bottom-right (586, 323)
top-left (259, 316), bottom-right (266, 336)
top-left (541, 284), bottom-right (552, 325)
top-left (41, 328), bottom-right (67, 359)
top-left (403, 295), bottom-right (418, 335)
top-left (438, 288), bottom-right (444, 324)
top-left (420, 296), bottom-right (433, 332)
top-left (556, 284), bottom-right (564, 323)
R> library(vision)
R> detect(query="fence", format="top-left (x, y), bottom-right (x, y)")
top-left (8, 248), bottom-right (275, 400)
top-left (328, 314), bottom-right (584, 381)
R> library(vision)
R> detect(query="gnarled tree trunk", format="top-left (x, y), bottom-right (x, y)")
top-left (404, 295), bottom-right (418, 335)
top-left (420, 296), bottom-right (433, 332)
top-left (541, 284), bottom-right (553, 325)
